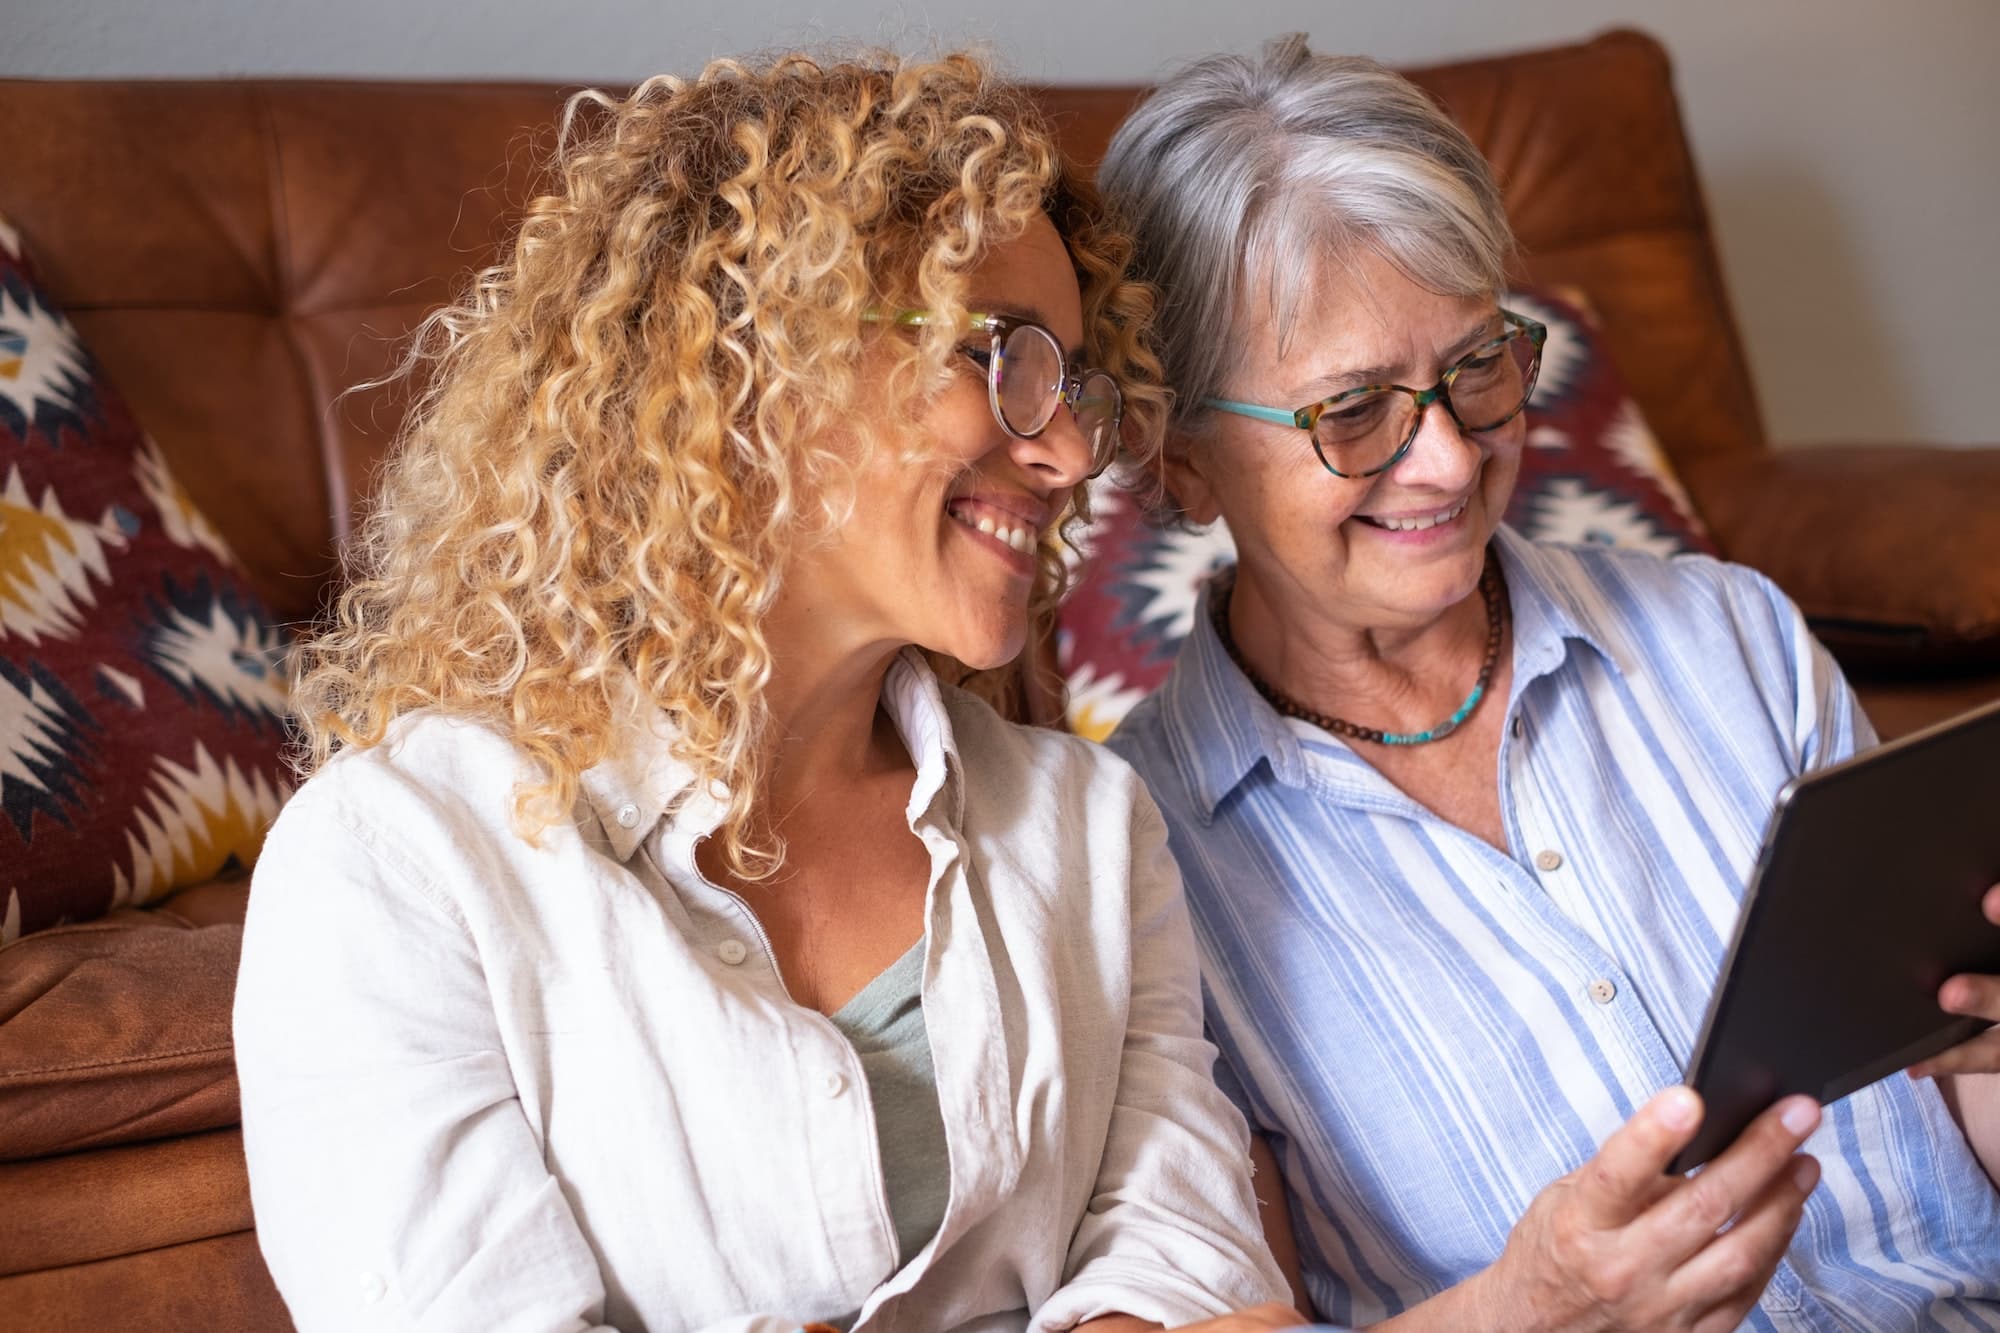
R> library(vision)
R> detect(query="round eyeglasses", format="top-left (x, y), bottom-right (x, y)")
top-left (869, 309), bottom-right (1125, 478)
top-left (1204, 309), bottom-right (1547, 479)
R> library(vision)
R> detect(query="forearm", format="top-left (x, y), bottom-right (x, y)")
top-left (1363, 1266), bottom-right (1514, 1333)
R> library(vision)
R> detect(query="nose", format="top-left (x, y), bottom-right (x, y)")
top-left (1010, 403), bottom-right (1094, 492)
top-left (1387, 396), bottom-right (1484, 490)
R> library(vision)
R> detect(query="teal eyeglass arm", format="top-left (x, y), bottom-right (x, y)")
top-left (1204, 397), bottom-right (1303, 428)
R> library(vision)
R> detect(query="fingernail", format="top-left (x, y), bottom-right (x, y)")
top-left (1792, 1157), bottom-right (1819, 1192)
top-left (1657, 1086), bottom-right (1700, 1130)
top-left (1780, 1098), bottom-right (1820, 1136)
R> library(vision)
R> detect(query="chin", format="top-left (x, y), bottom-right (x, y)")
top-left (947, 635), bottom-right (1025, 674)
top-left (931, 613), bottom-right (1028, 674)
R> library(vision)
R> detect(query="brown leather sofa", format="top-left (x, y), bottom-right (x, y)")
top-left (2, 29), bottom-right (1996, 1330)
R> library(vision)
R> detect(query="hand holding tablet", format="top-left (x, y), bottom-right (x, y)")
top-left (1906, 881), bottom-right (2000, 1081)
top-left (1668, 700), bottom-right (2000, 1175)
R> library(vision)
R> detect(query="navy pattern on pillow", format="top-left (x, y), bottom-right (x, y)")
top-left (0, 215), bottom-right (290, 943)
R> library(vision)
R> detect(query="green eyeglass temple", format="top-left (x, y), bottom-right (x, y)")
top-left (1203, 309), bottom-right (1547, 479)
top-left (862, 308), bottom-right (999, 330)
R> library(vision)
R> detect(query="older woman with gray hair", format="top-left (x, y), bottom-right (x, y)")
top-left (1100, 34), bottom-right (2000, 1332)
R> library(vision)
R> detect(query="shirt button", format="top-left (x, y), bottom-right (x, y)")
top-left (1534, 849), bottom-right (1564, 872)
top-left (616, 803), bottom-right (641, 829)
top-left (716, 938), bottom-right (748, 966)
top-left (823, 1071), bottom-right (848, 1099)
top-left (1588, 978), bottom-right (1617, 1005)
top-left (358, 1271), bottom-right (386, 1304)
top-left (1512, 715), bottom-right (1525, 740)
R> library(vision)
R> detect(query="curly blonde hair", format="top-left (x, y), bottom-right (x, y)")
top-left (291, 49), bottom-right (1165, 878)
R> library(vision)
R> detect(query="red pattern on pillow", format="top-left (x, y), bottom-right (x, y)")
top-left (1058, 288), bottom-right (1716, 740)
top-left (0, 217), bottom-right (290, 942)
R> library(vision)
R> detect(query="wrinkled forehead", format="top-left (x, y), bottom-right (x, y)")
top-left (1242, 193), bottom-right (1494, 351)
top-left (1233, 234), bottom-right (1497, 389)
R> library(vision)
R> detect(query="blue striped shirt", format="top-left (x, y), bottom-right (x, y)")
top-left (1109, 527), bottom-right (2000, 1332)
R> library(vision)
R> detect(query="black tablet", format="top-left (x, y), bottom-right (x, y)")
top-left (1668, 697), bottom-right (2000, 1174)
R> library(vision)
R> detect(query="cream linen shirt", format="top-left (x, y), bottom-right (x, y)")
top-left (234, 651), bottom-right (1288, 1332)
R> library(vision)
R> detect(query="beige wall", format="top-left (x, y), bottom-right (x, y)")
top-left (10, 0), bottom-right (1996, 445)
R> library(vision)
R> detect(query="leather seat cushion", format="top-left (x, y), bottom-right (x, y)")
top-left (0, 878), bottom-right (247, 1161)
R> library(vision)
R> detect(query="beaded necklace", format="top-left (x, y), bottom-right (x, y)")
top-left (1209, 554), bottom-right (1507, 746)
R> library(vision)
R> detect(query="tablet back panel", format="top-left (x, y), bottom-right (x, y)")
top-left (1670, 700), bottom-right (2000, 1173)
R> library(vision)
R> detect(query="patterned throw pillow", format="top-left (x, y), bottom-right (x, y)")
top-left (1058, 288), bottom-right (1717, 740)
top-left (0, 215), bottom-right (290, 943)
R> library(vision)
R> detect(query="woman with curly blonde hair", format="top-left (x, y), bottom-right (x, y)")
top-left (232, 49), bottom-right (1304, 1333)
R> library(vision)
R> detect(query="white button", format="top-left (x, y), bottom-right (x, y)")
top-left (823, 1071), bottom-right (848, 1099)
top-left (716, 938), bottom-right (748, 966)
top-left (616, 803), bottom-right (641, 829)
top-left (1588, 978), bottom-right (1617, 1005)
top-left (1512, 715), bottom-right (1525, 740)
top-left (358, 1271), bottom-right (386, 1304)
top-left (1534, 849), bottom-right (1564, 872)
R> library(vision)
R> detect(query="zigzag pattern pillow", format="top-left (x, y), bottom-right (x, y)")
top-left (0, 216), bottom-right (290, 942)
top-left (1058, 288), bottom-right (1717, 740)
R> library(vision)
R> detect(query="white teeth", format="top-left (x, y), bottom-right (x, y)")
top-left (1371, 498), bottom-right (1468, 532)
top-left (949, 505), bottom-right (1037, 554)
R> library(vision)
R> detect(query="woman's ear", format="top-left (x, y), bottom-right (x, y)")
top-left (1161, 433), bottom-right (1224, 526)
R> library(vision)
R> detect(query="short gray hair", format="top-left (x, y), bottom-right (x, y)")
top-left (1100, 34), bottom-right (1514, 437)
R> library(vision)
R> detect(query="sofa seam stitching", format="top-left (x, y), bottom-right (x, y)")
top-left (0, 1044), bottom-right (236, 1081)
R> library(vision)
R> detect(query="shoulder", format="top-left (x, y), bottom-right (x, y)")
top-left (1517, 536), bottom-right (1841, 752)
top-left (1521, 537), bottom-right (1805, 658)
top-left (1523, 533), bottom-right (1775, 603)
top-left (260, 711), bottom-right (541, 907)
top-left (287, 711), bottom-right (531, 825)
top-left (939, 686), bottom-right (1178, 910)
top-left (1103, 691), bottom-right (1190, 813)
top-left (942, 682), bottom-right (1154, 817)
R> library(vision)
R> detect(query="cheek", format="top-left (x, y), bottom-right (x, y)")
top-left (1229, 463), bottom-right (1373, 565)
top-left (1478, 427), bottom-right (1526, 505)
top-left (915, 379), bottom-right (1005, 467)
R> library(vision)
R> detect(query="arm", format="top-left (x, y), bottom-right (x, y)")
top-left (233, 792), bottom-right (802, 1333)
top-left (1075, 1138), bottom-right (1314, 1333)
top-left (1038, 796), bottom-right (1300, 1330)
top-left (1346, 583), bottom-right (1847, 1333)
top-left (1071, 1090), bottom-right (1819, 1333)
top-left (1249, 1134), bottom-right (1314, 1317)
top-left (1365, 1089), bottom-right (1819, 1333)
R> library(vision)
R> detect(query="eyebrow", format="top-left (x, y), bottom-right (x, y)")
top-left (972, 299), bottom-right (1084, 360)
top-left (1285, 315), bottom-right (1500, 402)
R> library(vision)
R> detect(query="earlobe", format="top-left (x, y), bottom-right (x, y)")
top-left (1161, 436), bottom-right (1224, 526)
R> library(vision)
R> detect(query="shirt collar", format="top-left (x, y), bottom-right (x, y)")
top-left (1154, 576), bottom-right (1312, 822)
top-left (1154, 526), bottom-right (1630, 821)
top-left (576, 647), bottom-right (965, 862)
top-left (881, 647), bottom-right (967, 828)
top-left (1490, 525), bottom-right (1632, 686)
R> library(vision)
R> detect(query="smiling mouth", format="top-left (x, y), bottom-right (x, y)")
top-left (1354, 496), bottom-right (1470, 532)
top-left (946, 499), bottom-right (1040, 554)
